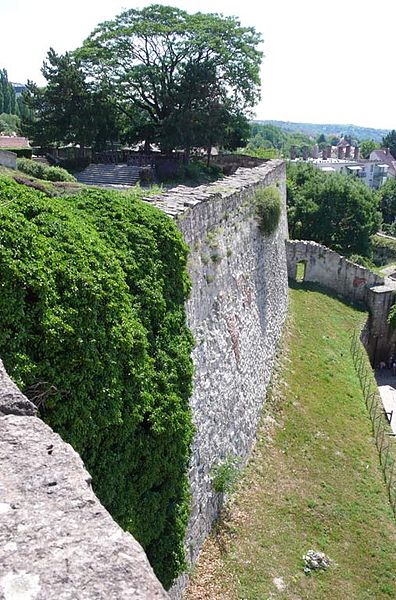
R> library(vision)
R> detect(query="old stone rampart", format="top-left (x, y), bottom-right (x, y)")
top-left (286, 239), bottom-right (396, 367)
top-left (286, 240), bottom-right (384, 304)
top-left (148, 160), bottom-right (288, 595)
top-left (1, 160), bottom-right (289, 598)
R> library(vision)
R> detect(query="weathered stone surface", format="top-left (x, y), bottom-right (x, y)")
top-left (0, 359), bottom-right (37, 417)
top-left (0, 160), bottom-right (288, 600)
top-left (0, 373), bottom-right (168, 600)
top-left (286, 240), bottom-right (384, 304)
top-left (286, 239), bottom-right (396, 366)
top-left (170, 160), bottom-right (289, 597)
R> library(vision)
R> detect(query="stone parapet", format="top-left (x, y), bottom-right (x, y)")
top-left (0, 359), bottom-right (168, 600)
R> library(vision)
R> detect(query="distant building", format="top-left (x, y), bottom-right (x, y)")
top-left (311, 157), bottom-right (389, 189)
top-left (369, 148), bottom-right (396, 178)
top-left (11, 83), bottom-right (26, 97)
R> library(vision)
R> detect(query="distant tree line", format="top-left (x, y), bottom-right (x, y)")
top-left (0, 69), bottom-right (31, 135)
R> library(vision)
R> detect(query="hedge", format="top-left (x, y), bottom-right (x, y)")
top-left (0, 176), bottom-right (194, 588)
top-left (1, 147), bottom-right (32, 158)
top-left (16, 158), bottom-right (76, 182)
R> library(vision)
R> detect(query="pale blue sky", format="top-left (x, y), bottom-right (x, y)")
top-left (1, 0), bottom-right (395, 129)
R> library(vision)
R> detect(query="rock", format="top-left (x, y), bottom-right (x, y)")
top-left (303, 549), bottom-right (332, 573)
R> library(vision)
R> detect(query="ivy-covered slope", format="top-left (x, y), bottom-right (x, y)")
top-left (0, 176), bottom-right (194, 588)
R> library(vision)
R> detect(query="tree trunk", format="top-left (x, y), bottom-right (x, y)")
top-left (206, 146), bottom-right (212, 167)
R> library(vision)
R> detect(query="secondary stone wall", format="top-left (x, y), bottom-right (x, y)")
top-left (286, 240), bottom-right (384, 304)
top-left (0, 150), bottom-right (16, 169)
top-left (0, 360), bottom-right (168, 600)
top-left (146, 160), bottom-right (288, 596)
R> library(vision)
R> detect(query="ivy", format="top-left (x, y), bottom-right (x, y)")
top-left (0, 176), bottom-right (194, 588)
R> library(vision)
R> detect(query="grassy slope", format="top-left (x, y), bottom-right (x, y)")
top-left (186, 283), bottom-right (396, 600)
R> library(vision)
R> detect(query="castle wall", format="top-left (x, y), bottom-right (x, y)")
top-left (286, 240), bottom-right (383, 304)
top-left (160, 160), bottom-right (288, 595)
top-left (0, 160), bottom-right (289, 599)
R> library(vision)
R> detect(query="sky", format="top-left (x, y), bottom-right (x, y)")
top-left (1, 0), bottom-right (395, 130)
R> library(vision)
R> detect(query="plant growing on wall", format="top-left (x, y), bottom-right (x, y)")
top-left (0, 175), bottom-right (194, 589)
top-left (211, 455), bottom-right (241, 494)
top-left (255, 185), bottom-right (282, 235)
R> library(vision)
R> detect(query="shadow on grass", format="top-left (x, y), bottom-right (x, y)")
top-left (288, 278), bottom-right (367, 314)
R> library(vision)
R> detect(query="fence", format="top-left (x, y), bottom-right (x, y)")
top-left (351, 329), bottom-right (396, 516)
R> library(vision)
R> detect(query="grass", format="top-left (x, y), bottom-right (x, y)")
top-left (185, 282), bottom-right (396, 600)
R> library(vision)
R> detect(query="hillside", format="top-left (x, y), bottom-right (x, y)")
top-left (257, 120), bottom-right (389, 143)
top-left (186, 282), bottom-right (396, 600)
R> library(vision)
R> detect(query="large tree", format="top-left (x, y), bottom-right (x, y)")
top-left (287, 162), bottom-right (381, 257)
top-left (78, 4), bottom-right (262, 153)
top-left (23, 49), bottom-right (118, 150)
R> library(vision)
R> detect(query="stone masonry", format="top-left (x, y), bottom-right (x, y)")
top-left (147, 160), bottom-right (289, 596)
top-left (0, 160), bottom-right (289, 599)
top-left (286, 239), bottom-right (396, 366)
top-left (286, 240), bottom-right (384, 305)
top-left (0, 150), bottom-right (16, 170)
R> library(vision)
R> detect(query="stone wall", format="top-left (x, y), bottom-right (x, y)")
top-left (0, 160), bottom-right (289, 599)
top-left (0, 360), bottom-right (168, 600)
top-left (146, 160), bottom-right (288, 595)
top-left (286, 239), bottom-right (396, 367)
top-left (286, 240), bottom-right (384, 304)
top-left (0, 150), bottom-right (16, 169)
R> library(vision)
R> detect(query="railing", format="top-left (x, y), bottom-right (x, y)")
top-left (351, 329), bottom-right (396, 515)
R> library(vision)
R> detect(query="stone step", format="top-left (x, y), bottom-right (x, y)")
top-left (75, 163), bottom-right (142, 186)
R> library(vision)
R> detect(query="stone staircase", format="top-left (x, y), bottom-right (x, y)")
top-left (75, 163), bottom-right (141, 187)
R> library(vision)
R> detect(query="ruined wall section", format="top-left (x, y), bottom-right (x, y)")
top-left (149, 160), bottom-right (289, 581)
top-left (286, 240), bottom-right (384, 304)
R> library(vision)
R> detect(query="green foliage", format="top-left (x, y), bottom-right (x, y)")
top-left (0, 175), bottom-right (194, 588)
top-left (0, 112), bottom-right (20, 135)
top-left (287, 162), bottom-right (381, 257)
top-left (378, 178), bottom-right (396, 226)
top-left (382, 129), bottom-right (396, 159)
top-left (348, 254), bottom-right (376, 270)
top-left (247, 123), bottom-right (314, 158)
top-left (16, 158), bottom-right (76, 182)
top-left (23, 49), bottom-right (118, 150)
top-left (255, 186), bottom-right (282, 235)
top-left (359, 139), bottom-right (379, 159)
top-left (211, 456), bottom-right (241, 494)
top-left (79, 5), bottom-right (262, 153)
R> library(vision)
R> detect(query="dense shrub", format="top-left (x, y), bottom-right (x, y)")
top-left (255, 185), bottom-right (282, 235)
top-left (0, 176), bottom-right (194, 588)
top-left (287, 162), bottom-right (381, 257)
top-left (17, 158), bottom-right (76, 182)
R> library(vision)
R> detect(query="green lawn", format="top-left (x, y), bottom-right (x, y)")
top-left (186, 283), bottom-right (396, 600)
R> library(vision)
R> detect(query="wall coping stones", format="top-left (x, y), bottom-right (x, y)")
top-left (143, 160), bottom-right (284, 219)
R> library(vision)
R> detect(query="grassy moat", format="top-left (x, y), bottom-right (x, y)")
top-left (186, 283), bottom-right (396, 600)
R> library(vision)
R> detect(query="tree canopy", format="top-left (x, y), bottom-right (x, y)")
top-left (382, 130), bottom-right (396, 159)
top-left (23, 49), bottom-right (118, 150)
top-left (287, 162), bottom-right (381, 257)
top-left (78, 4), bottom-right (262, 152)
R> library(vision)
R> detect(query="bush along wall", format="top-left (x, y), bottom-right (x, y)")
top-left (0, 176), bottom-right (194, 589)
